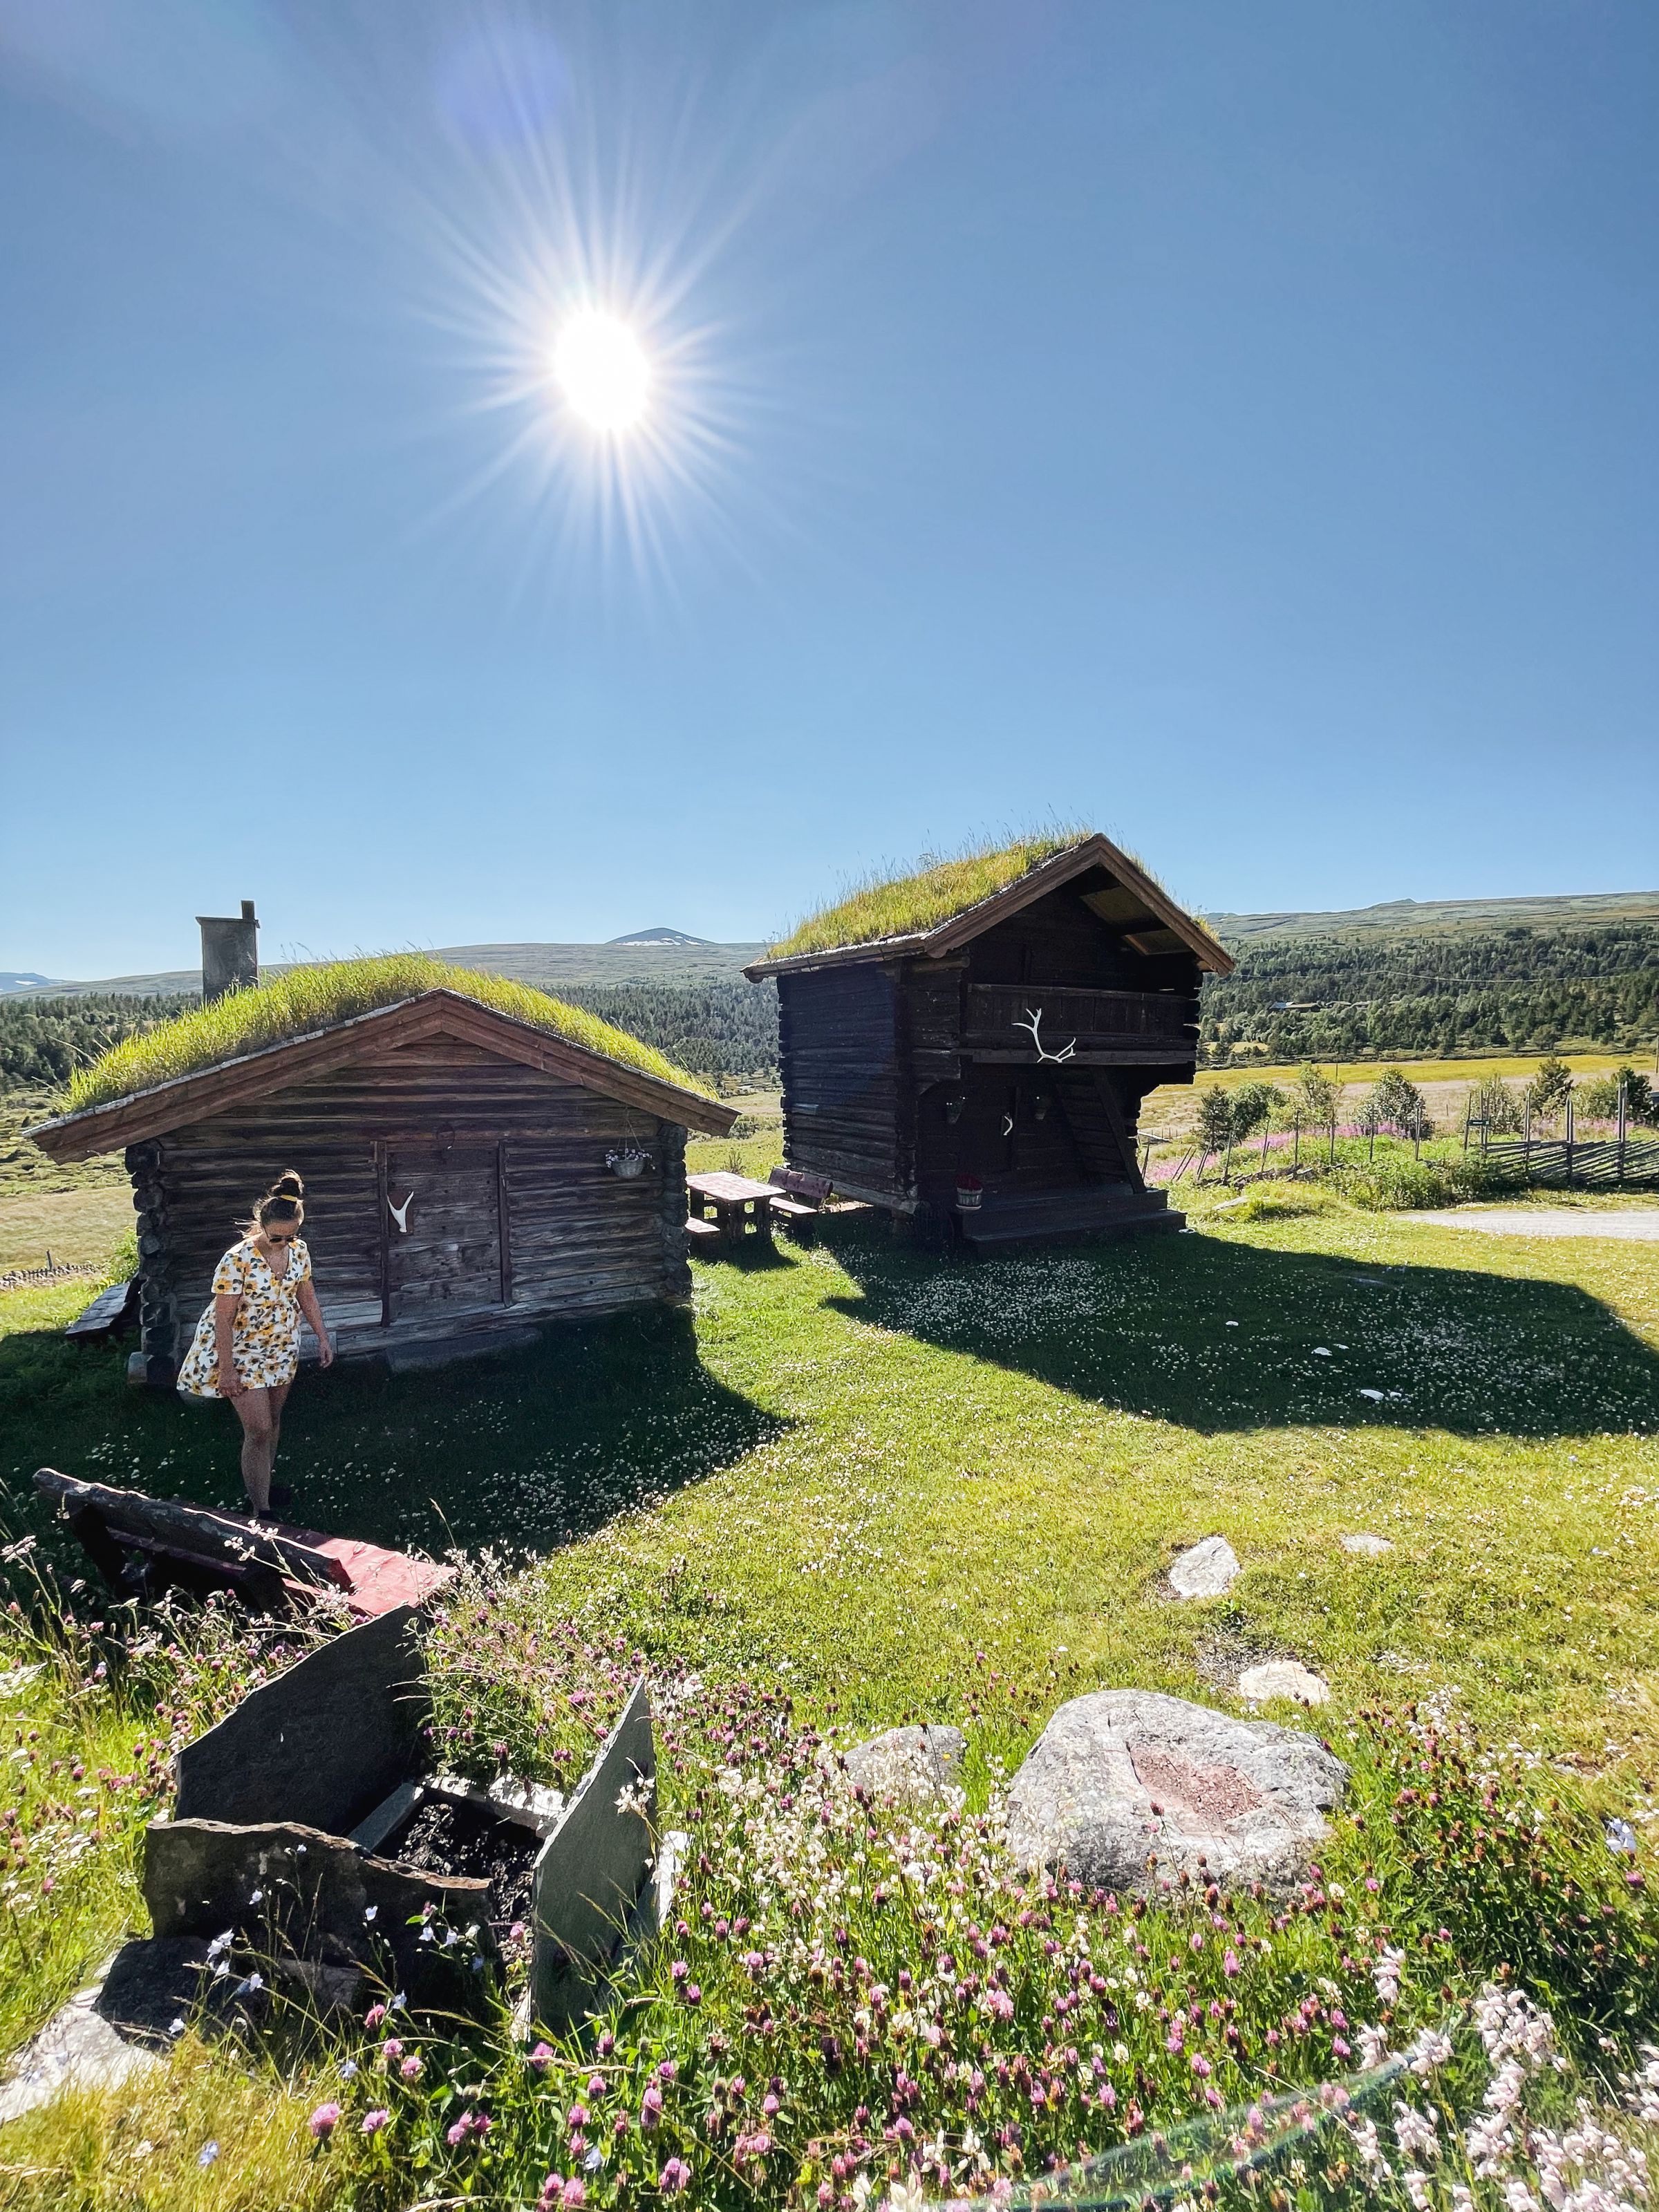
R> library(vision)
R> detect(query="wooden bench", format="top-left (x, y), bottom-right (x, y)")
top-left (767, 1167), bottom-right (834, 1240)
top-left (684, 1215), bottom-right (722, 1246)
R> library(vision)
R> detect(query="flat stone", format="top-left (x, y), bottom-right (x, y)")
top-left (0, 1950), bottom-right (174, 2124)
top-left (531, 1678), bottom-right (657, 2034)
top-left (841, 1725), bottom-right (967, 1806)
top-left (1006, 1688), bottom-right (1347, 1892)
top-left (1237, 1660), bottom-right (1330, 1707)
top-left (174, 1604), bottom-right (429, 1837)
top-left (1340, 1533), bottom-right (1393, 1557)
top-left (1168, 1536), bottom-right (1241, 1599)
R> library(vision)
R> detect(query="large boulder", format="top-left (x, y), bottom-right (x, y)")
top-left (841, 1725), bottom-right (966, 1808)
top-left (1006, 1689), bottom-right (1347, 1891)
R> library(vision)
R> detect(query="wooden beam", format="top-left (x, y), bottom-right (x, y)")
top-left (34, 1469), bottom-right (353, 1590)
top-left (375, 1138), bottom-right (392, 1329)
top-left (497, 1140), bottom-right (514, 1305)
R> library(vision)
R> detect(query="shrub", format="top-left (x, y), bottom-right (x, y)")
top-left (1290, 1062), bottom-right (1338, 1126)
top-left (1579, 1067), bottom-right (1655, 1124)
top-left (1465, 1076), bottom-right (1524, 1135)
top-left (1195, 1089), bottom-right (1237, 1154)
top-left (1228, 1082), bottom-right (1285, 1139)
top-left (1340, 1156), bottom-right (1504, 1211)
top-left (1525, 1055), bottom-right (1575, 1121)
top-left (1362, 1067), bottom-right (1430, 1139)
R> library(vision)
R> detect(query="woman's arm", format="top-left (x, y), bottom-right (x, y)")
top-left (297, 1277), bottom-right (334, 1368)
top-left (213, 1293), bottom-right (243, 1397)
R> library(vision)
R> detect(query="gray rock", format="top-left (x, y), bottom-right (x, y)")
top-left (0, 1958), bottom-right (162, 2123)
top-left (1168, 1536), bottom-right (1241, 1599)
top-left (1006, 1689), bottom-right (1347, 1891)
top-left (1236, 1660), bottom-right (1329, 1707)
top-left (1339, 1533), bottom-right (1393, 1557)
top-left (842, 1725), bottom-right (967, 1806)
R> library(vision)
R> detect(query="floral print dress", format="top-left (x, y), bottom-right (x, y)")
top-left (177, 1237), bottom-right (312, 1398)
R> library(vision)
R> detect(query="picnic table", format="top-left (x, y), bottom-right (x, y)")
top-left (686, 1170), bottom-right (779, 1248)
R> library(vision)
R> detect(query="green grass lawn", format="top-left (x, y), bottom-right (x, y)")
top-left (5, 1197), bottom-right (1656, 1777)
top-left (3, 1199), bottom-right (1659, 2206)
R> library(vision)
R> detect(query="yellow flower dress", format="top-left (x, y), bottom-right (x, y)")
top-left (177, 1237), bottom-right (312, 1398)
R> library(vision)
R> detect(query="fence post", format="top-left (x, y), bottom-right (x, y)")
top-left (1292, 1118), bottom-right (1301, 1172)
top-left (1565, 1094), bottom-right (1575, 1186)
top-left (1618, 1078), bottom-right (1627, 1183)
top-left (1329, 1118), bottom-right (1337, 1166)
top-left (1413, 1107), bottom-right (1422, 1160)
top-left (1524, 1096), bottom-right (1531, 1176)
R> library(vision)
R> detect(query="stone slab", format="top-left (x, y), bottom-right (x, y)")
top-left (1339, 1533), bottom-right (1393, 1557)
top-left (174, 1604), bottom-right (427, 1836)
top-left (1006, 1688), bottom-right (1347, 1892)
top-left (144, 1817), bottom-right (495, 2009)
top-left (530, 1678), bottom-right (655, 2032)
top-left (0, 1940), bottom-right (212, 2124)
top-left (1168, 1536), bottom-right (1241, 1599)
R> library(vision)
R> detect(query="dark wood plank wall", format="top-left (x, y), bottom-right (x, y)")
top-left (777, 966), bottom-right (905, 1204)
top-left (149, 1039), bottom-right (684, 1355)
top-left (967, 876), bottom-right (1199, 998)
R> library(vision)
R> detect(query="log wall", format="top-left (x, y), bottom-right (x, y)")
top-left (777, 966), bottom-right (906, 1206)
top-left (138, 1038), bottom-right (688, 1366)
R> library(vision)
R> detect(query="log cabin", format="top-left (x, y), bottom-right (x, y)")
top-left (745, 833), bottom-right (1233, 1250)
top-left (27, 953), bottom-right (738, 1385)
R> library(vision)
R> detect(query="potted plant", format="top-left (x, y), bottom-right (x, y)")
top-left (606, 1147), bottom-right (652, 1180)
top-left (954, 1173), bottom-right (984, 1212)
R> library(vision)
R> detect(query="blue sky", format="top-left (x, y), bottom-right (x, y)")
top-left (3, 0), bottom-right (1656, 977)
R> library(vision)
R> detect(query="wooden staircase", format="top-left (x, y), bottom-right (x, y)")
top-left (957, 1184), bottom-right (1183, 1253)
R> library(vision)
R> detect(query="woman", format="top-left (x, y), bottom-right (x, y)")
top-left (177, 1172), bottom-right (333, 1518)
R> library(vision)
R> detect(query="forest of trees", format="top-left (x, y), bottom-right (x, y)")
top-left (1199, 922), bottom-right (1659, 1064)
top-left (6, 922), bottom-right (1655, 1097)
top-left (0, 993), bottom-right (190, 1091)
top-left (0, 980), bottom-right (781, 1095)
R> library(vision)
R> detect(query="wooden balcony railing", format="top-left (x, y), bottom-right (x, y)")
top-left (962, 983), bottom-right (1196, 1059)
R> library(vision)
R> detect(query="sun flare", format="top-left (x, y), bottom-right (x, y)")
top-left (552, 309), bottom-right (652, 431)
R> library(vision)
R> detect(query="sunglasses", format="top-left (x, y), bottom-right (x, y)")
top-left (265, 1230), bottom-right (298, 1245)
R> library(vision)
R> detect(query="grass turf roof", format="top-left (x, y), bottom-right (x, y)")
top-left (768, 832), bottom-right (1091, 961)
top-left (63, 953), bottom-right (717, 1115)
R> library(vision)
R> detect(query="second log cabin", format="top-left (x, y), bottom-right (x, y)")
top-left (745, 834), bottom-right (1233, 1249)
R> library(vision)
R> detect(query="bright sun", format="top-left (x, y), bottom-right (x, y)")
top-left (552, 310), bottom-right (652, 432)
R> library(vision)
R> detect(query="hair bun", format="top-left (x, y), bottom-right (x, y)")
top-left (272, 1171), bottom-right (305, 1201)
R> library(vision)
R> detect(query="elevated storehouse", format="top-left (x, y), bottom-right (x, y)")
top-left (746, 834), bottom-right (1232, 1248)
top-left (28, 960), bottom-right (737, 1383)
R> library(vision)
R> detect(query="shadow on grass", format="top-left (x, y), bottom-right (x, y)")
top-left (814, 1211), bottom-right (1659, 1440)
top-left (0, 1303), bottom-right (782, 1568)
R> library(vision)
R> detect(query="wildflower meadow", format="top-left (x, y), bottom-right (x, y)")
top-left (0, 1192), bottom-right (1657, 2207)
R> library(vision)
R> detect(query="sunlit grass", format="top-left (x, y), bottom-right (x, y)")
top-left (55, 955), bottom-right (715, 1118)
top-left (767, 830), bottom-right (1092, 959)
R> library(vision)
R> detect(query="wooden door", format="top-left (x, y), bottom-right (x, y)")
top-left (383, 1143), bottom-right (503, 1321)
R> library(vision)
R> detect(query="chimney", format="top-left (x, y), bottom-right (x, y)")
top-left (198, 899), bottom-right (259, 1003)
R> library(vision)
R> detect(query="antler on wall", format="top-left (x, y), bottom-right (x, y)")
top-left (1013, 1007), bottom-right (1077, 1064)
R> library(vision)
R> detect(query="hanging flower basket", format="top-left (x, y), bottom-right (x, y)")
top-left (606, 1147), bottom-right (652, 1180)
top-left (954, 1175), bottom-right (984, 1212)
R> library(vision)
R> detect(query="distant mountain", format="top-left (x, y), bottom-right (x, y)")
top-left (0, 973), bottom-right (58, 993)
top-left (605, 926), bottom-right (715, 947)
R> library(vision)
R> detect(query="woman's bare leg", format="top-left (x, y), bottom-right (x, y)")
top-left (232, 1389), bottom-right (276, 1513)
top-left (267, 1380), bottom-right (292, 1476)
